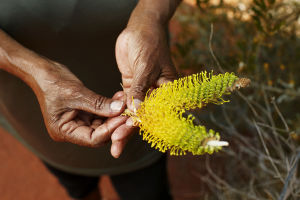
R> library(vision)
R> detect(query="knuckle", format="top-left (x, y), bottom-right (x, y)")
top-left (161, 68), bottom-right (178, 80)
top-left (94, 96), bottom-right (106, 112)
top-left (131, 84), bottom-right (148, 97)
top-left (89, 124), bottom-right (111, 147)
top-left (103, 123), bottom-right (111, 135)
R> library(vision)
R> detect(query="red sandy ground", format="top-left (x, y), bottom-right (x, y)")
top-left (0, 126), bottom-right (119, 200)
top-left (0, 125), bottom-right (206, 200)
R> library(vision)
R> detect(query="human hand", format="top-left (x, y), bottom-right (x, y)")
top-left (112, 18), bottom-right (177, 158)
top-left (116, 23), bottom-right (177, 109)
top-left (0, 29), bottom-right (127, 148)
top-left (34, 62), bottom-right (126, 147)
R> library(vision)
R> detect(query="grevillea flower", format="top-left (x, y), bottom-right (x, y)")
top-left (125, 71), bottom-right (250, 156)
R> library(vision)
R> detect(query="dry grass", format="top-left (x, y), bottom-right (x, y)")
top-left (170, 1), bottom-right (300, 199)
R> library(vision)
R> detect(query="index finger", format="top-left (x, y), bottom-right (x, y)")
top-left (62, 116), bottom-right (127, 147)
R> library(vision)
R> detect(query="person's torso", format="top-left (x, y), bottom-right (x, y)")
top-left (0, 0), bottom-right (162, 176)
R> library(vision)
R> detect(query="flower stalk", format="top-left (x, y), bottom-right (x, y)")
top-left (124, 71), bottom-right (250, 155)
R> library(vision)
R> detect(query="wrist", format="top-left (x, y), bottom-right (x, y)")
top-left (29, 60), bottom-right (82, 96)
top-left (1, 47), bottom-right (76, 95)
top-left (28, 60), bottom-right (66, 93)
top-left (2, 51), bottom-right (56, 92)
top-left (0, 30), bottom-right (80, 94)
top-left (128, 10), bottom-right (166, 28)
top-left (128, 0), bottom-right (181, 28)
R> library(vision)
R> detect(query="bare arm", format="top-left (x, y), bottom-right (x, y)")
top-left (0, 29), bottom-right (127, 148)
top-left (128, 0), bottom-right (182, 26)
top-left (0, 30), bottom-right (52, 93)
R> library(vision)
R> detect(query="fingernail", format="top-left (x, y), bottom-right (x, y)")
top-left (110, 100), bottom-right (123, 111)
top-left (133, 99), bottom-right (142, 108)
top-left (130, 99), bottom-right (142, 112)
top-left (126, 118), bottom-right (133, 127)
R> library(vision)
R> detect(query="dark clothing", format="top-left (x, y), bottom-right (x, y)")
top-left (45, 155), bottom-right (172, 200)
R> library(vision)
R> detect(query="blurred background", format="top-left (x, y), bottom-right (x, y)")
top-left (1, 0), bottom-right (299, 199)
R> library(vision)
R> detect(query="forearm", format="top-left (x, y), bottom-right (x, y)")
top-left (0, 29), bottom-right (65, 93)
top-left (128, 0), bottom-right (181, 26)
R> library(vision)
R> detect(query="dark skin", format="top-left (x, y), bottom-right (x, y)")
top-left (112, 0), bottom-right (181, 157)
top-left (0, 0), bottom-right (181, 160)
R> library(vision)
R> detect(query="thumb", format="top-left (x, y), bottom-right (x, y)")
top-left (73, 88), bottom-right (125, 117)
top-left (127, 68), bottom-right (159, 111)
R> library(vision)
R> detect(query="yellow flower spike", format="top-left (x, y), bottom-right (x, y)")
top-left (125, 71), bottom-right (250, 156)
